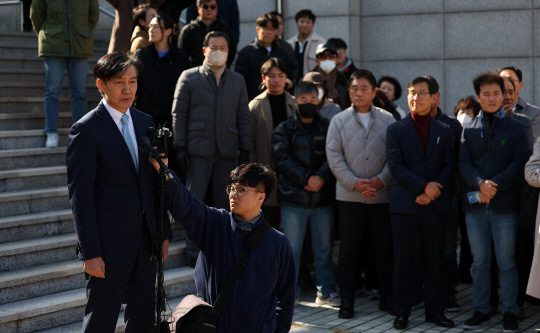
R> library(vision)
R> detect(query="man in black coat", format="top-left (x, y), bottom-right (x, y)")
top-left (386, 76), bottom-right (455, 330)
top-left (177, 0), bottom-right (236, 68)
top-left (271, 81), bottom-right (339, 307)
top-left (235, 13), bottom-right (296, 100)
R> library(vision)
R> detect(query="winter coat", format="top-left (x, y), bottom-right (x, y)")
top-left (105, 0), bottom-right (134, 54)
top-left (459, 110), bottom-right (530, 213)
top-left (30, 0), bottom-right (99, 58)
top-left (166, 173), bottom-right (296, 333)
top-left (286, 31), bottom-right (326, 77)
top-left (171, 61), bottom-right (250, 159)
top-left (326, 105), bottom-right (395, 204)
top-left (249, 91), bottom-right (296, 206)
top-left (135, 44), bottom-right (190, 127)
top-left (130, 25), bottom-right (150, 54)
top-left (525, 137), bottom-right (540, 299)
top-left (272, 115), bottom-right (335, 207)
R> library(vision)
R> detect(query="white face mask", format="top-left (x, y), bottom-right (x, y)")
top-left (319, 59), bottom-right (336, 73)
top-left (206, 50), bottom-right (228, 67)
top-left (317, 88), bottom-right (324, 101)
top-left (457, 113), bottom-right (473, 125)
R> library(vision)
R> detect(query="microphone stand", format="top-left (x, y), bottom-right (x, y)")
top-left (156, 163), bottom-right (167, 333)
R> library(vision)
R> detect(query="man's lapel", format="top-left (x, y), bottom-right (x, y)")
top-left (96, 102), bottom-right (138, 175)
top-left (404, 116), bottom-right (425, 158)
top-left (425, 120), bottom-right (440, 162)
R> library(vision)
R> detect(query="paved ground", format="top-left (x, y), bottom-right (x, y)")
top-left (290, 283), bottom-right (540, 332)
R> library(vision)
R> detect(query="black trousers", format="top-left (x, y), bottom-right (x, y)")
top-left (337, 201), bottom-right (393, 301)
top-left (392, 205), bottom-right (445, 317)
top-left (82, 227), bottom-right (156, 333)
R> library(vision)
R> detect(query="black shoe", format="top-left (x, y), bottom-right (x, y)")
top-left (338, 298), bottom-right (354, 319)
top-left (463, 310), bottom-right (490, 329)
top-left (393, 316), bottom-right (408, 330)
top-left (445, 298), bottom-right (460, 312)
top-left (378, 297), bottom-right (396, 315)
top-left (503, 312), bottom-right (519, 333)
top-left (425, 314), bottom-right (455, 328)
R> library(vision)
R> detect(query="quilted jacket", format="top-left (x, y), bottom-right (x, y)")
top-left (326, 105), bottom-right (395, 203)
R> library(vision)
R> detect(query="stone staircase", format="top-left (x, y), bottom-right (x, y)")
top-left (0, 33), bottom-right (195, 333)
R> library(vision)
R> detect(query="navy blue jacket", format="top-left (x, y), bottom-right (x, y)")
top-left (458, 110), bottom-right (531, 213)
top-left (386, 115), bottom-right (455, 214)
top-left (166, 174), bottom-right (296, 333)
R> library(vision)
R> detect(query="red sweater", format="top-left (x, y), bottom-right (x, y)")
top-left (411, 111), bottom-right (431, 153)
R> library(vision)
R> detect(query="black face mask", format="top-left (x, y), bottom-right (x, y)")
top-left (297, 103), bottom-right (318, 118)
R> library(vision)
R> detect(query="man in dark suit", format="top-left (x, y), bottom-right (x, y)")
top-left (66, 51), bottom-right (171, 333)
top-left (386, 76), bottom-right (455, 330)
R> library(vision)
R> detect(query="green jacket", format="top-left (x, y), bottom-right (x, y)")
top-left (30, 0), bottom-right (99, 58)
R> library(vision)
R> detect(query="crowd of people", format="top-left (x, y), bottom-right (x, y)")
top-left (30, 1), bottom-right (540, 332)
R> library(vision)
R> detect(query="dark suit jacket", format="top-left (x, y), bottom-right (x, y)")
top-left (67, 101), bottom-right (164, 266)
top-left (386, 115), bottom-right (455, 214)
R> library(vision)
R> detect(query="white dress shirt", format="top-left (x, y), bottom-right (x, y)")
top-left (103, 99), bottom-right (139, 164)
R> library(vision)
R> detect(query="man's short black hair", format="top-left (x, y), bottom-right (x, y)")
top-left (197, 0), bottom-right (219, 7)
top-left (202, 30), bottom-right (230, 47)
top-left (407, 76), bottom-right (437, 95)
top-left (349, 69), bottom-right (377, 89)
top-left (499, 66), bottom-right (523, 82)
top-left (377, 76), bottom-right (403, 101)
top-left (256, 13), bottom-right (278, 29)
top-left (295, 9), bottom-right (316, 23)
top-left (295, 81), bottom-right (318, 97)
top-left (472, 71), bottom-right (505, 95)
top-left (327, 38), bottom-right (347, 50)
top-left (93, 51), bottom-right (142, 83)
top-left (423, 75), bottom-right (439, 93)
top-left (229, 163), bottom-right (277, 199)
top-left (269, 10), bottom-right (282, 20)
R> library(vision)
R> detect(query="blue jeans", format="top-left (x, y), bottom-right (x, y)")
top-left (44, 56), bottom-right (88, 133)
top-left (281, 205), bottom-right (335, 297)
top-left (465, 207), bottom-right (518, 315)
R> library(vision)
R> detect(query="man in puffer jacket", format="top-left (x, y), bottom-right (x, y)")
top-left (30, 0), bottom-right (99, 148)
top-left (272, 81), bottom-right (339, 307)
top-left (326, 69), bottom-right (395, 319)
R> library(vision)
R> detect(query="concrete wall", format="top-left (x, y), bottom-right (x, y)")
top-left (234, 0), bottom-right (540, 115)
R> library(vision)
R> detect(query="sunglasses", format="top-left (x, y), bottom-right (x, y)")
top-left (202, 4), bottom-right (217, 10)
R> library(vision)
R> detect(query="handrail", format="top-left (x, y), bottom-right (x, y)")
top-left (99, 6), bottom-right (115, 19)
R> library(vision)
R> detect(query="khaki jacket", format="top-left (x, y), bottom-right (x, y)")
top-left (106, 0), bottom-right (135, 54)
top-left (30, 0), bottom-right (99, 58)
top-left (525, 137), bottom-right (540, 298)
top-left (249, 91), bottom-right (295, 206)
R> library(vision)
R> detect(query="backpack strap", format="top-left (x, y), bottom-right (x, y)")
top-left (211, 220), bottom-right (272, 314)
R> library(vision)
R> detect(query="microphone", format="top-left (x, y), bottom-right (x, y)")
top-left (145, 127), bottom-right (167, 157)
top-left (140, 136), bottom-right (177, 184)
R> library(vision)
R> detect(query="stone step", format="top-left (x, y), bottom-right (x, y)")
top-left (0, 147), bottom-right (66, 171)
top-left (0, 233), bottom-right (76, 272)
top-left (0, 57), bottom-right (99, 72)
top-left (0, 41), bottom-right (107, 59)
top-left (0, 112), bottom-right (72, 131)
top-left (0, 186), bottom-right (69, 218)
top-left (0, 268), bottom-right (195, 333)
top-left (0, 241), bottom-right (188, 305)
top-left (0, 209), bottom-right (73, 243)
top-left (0, 33), bottom-right (109, 51)
top-left (36, 296), bottom-right (185, 333)
top-left (0, 96), bottom-right (100, 113)
top-left (0, 166), bottom-right (67, 192)
top-left (0, 82), bottom-right (98, 98)
top-left (0, 129), bottom-right (69, 150)
top-left (0, 68), bottom-right (95, 83)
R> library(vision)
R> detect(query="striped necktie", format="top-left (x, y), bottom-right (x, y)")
top-left (121, 114), bottom-right (138, 170)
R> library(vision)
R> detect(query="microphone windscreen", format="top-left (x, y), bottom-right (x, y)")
top-left (145, 127), bottom-right (158, 141)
